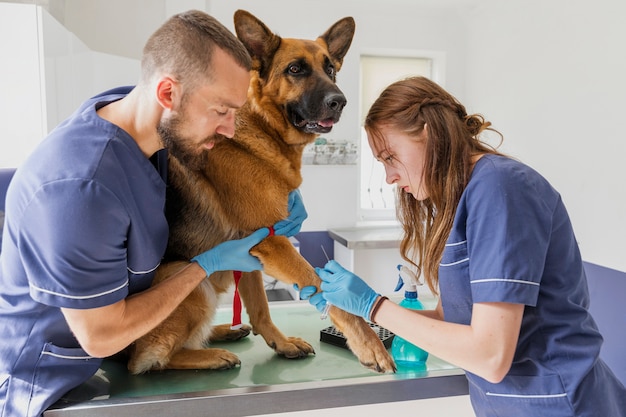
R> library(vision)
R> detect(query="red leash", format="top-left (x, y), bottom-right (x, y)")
top-left (231, 227), bottom-right (274, 330)
top-left (231, 271), bottom-right (244, 329)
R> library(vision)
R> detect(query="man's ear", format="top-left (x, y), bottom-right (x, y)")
top-left (155, 76), bottom-right (180, 111)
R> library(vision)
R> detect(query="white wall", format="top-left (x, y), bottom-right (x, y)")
top-left (208, 0), bottom-right (468, 231)
top-left (0, 3), bottom-right (46, 168)
top-left (0, 3), bottom-right (139, 169)
top-left (3, 0), bottom-right (624, 271)
top-left (463, 0), bottom-right (626, 272)
top-left (214, 0), bottom-right (626, 271)
top-left (63, 0), bottom-right (167, 60)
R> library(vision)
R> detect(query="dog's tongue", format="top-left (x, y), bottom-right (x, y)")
top-left (318, 119), bottom-right (334, 128)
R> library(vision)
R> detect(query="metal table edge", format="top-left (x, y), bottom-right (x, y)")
top-left (45, 368), bottom-right (468, 416)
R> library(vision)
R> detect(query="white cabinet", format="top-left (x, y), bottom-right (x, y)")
top-left (252, 395), bottom-right (475, 417)
top-left (330, 226), bottom-right (434, 298)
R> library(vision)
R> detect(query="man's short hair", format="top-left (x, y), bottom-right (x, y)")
top-left (140, 10), bottom-right (251, 88)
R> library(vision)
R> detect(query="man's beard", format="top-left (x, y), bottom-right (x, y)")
top-left (157, 113), bottom-right (208, 172)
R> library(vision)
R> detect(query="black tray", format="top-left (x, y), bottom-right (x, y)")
top-left (320, 323), bottom-right (395, 349)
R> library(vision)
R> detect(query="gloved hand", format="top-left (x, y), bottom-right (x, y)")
top-left (273, 189), bottom-right (307, 237)
top-left (191, 228), bottom-right (270, 276)
top-left (311, 260), bottom-right (380, 319)
top-left (293, 284), bottom-right (317, 300)
top-left (293, 283), bottom-right (327, 313)
top-left (308, 290), bottom-right (329, 314)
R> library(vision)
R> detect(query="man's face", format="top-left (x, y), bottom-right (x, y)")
top-left (158, 48), bottom-right (250, 171)
top-left (157, 108), bottom-right (208, 171)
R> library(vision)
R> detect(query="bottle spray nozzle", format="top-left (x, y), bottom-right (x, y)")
top-left (395, 264), bottom-right (421, 294)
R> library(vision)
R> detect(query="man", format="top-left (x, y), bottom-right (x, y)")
top-left (0, 10), bottom-right (305, 416)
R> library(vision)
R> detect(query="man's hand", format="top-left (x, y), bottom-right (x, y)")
top-left (273, 189), bottom-right (307, 237)
top-left (192, 227), bottom-right (270, 276)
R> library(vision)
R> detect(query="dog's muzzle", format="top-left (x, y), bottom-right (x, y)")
top-left (289, 92), bottom-right (347, 134)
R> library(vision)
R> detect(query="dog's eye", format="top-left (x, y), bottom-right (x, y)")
top-left (326, 65), bottom-right (336, 78)
top-left (288, 64), bottom-right (301, 74)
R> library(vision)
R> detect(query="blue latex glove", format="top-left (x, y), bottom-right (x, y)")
top-left (191, 228), bottom-right (270, 276)
top-left (312, 260), bottom-right (380, 319)
top-left (293, 284), bottom-right (317, 300)
top-left (273, 189), bottom-right (307, 237)
top-left (293, 283), bottom-right (327, 313)
top-left (308, 290), bottom-right (328, 314)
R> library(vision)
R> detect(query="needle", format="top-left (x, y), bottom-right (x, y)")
top-left (320, 245), bottom-right (331, 320)
top-left (321, 244), bottom-right (330, 263)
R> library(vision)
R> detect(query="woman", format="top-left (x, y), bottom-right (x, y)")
top-left (307, 76), bottom-right (626, 416)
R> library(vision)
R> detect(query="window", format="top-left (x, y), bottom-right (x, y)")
top-left (358, 50), bottom-right (445, 223)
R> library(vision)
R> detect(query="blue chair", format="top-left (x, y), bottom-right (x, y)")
top-left (0, 168), bottom-right (17, 251)
top-left (584, 261), bottom-right (626, 386)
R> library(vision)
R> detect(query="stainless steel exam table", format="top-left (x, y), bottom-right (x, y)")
top-left (46, 301), bottom-right (468, 416)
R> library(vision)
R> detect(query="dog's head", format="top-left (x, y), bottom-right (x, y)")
top-left (234, 10), bottom-right (355, 142)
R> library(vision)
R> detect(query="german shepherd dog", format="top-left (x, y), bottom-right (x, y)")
top-left (127, 10), bottom-right (395, 374)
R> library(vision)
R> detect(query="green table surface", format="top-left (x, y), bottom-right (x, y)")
top-left (47, 299), bottom-right (467, 416)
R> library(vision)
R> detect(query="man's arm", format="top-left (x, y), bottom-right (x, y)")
top-left (62, 227), bottom-right (270, 358)
top-left (62, 262), bottom-right (206, 358)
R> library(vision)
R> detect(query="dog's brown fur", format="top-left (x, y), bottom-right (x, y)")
top-left (127, 10), bottom-right (395, 375)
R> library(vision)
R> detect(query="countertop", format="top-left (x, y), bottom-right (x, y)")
top-left (328, 225), bottom-right (403, 249)
top-left (46, 301), bottom-right (467, 416)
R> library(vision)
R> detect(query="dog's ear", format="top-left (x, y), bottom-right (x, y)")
top-left (318, 17), bottom-right (355, 71)
top-left (234, 10), bottom-right (281, 74)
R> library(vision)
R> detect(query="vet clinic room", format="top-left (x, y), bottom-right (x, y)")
top-left (1, 0), bottom-right (625, 416)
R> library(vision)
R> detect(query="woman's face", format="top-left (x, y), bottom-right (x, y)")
top-left (367, 124), bottom-right (428, 201)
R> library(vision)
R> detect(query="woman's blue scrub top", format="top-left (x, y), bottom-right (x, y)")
top-left (0, 87), bottom-right (168, 416)
top-left (439, 154), bottom-right (626, 417)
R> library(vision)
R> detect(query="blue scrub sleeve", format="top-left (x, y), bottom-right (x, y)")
top-left (19, 179), bottom-right (130, 309)
top-left (465, 162), bottom-right (557, 306)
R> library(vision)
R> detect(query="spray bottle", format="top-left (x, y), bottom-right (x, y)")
top-left (390, 264), bottom-right (429, 368)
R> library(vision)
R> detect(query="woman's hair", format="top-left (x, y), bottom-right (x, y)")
top-left (140, 10), bottom-right (251, 90)
top-left (364, 76), bottom-right (502, 295)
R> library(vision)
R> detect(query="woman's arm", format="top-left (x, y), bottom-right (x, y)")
top-left (374, 297), bottom-right (524, 383)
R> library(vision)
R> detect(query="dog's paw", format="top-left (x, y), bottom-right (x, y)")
top-left (129, 347), bottom-right (242, 372)
top-left (168, 347), bottom-right (242, 370)
top-left (329, 311), bottom-right (397, 373)
top-left (350, 342), bottom-right (396, 373)
top-left (205, 348), bottom-right (242, 370)
top-left (271, 337), bottom-right (315, 359)
top-left (208, 323), bottom-right (252, 342)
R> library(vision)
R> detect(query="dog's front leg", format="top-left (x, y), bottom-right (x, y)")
top-left (127, 263), bottom-right (242, 373)
top-left (237, 269), bottom-right (314, 358)
top-left (250, 236), bottom-right (396, 373)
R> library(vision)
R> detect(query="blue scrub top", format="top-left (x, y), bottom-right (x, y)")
top-left (439, 154), bottom-right (626, 417)
top-left (0, 87), bottom-right (169, 416)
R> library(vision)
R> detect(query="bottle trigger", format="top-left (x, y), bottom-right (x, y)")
top-left (395, 276), bottom-right (405, 292)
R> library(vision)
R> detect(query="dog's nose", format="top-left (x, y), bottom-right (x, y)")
top-left (326, 93), bottom-right (347, 113)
